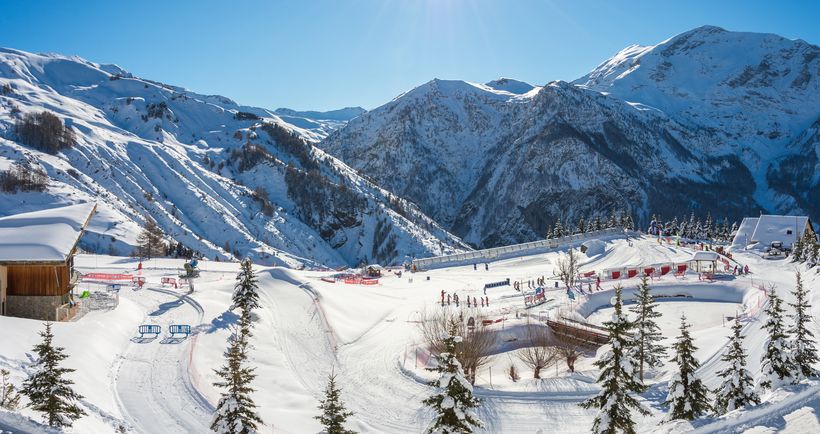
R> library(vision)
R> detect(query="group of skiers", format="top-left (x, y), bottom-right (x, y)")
top-left (512, 276), bottom-right (547, 291)
top-left (440, 290), bottom-right (490, 308)
top-left (472, 263), bottom-right (489, 271)
top-left (732, 264), bottom-right (750, 275)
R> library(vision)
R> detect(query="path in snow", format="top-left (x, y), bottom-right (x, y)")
top-left (114, 286), bottom-right (213, 434)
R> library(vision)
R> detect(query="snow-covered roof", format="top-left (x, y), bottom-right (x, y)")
top-left (731, 217), bottom-right (759, 250)
top-left (690, 251), bottom-right (719, 262)
top-left (0, 203), bottom-right (97, 264)
top-left (749, 215), bottom-right (810, 250)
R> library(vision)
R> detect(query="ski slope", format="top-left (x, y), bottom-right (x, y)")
top-left (0, 235), bottom-right (818, 433)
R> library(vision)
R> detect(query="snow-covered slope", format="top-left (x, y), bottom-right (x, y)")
top-left (321, 27), bottom-right (820, 247)
top-left (574, 25), bottom-right (820, 215)
top-left (0, 48), bottom-right (466, 266)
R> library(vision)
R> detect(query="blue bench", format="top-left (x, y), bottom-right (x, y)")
top-left (138, 324), bottom-right (161, 338)
top-left (168, 324), bottom-right (191, 338)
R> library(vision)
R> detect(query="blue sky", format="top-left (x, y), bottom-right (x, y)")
top-left (1, 0), bottom-right (818, 111)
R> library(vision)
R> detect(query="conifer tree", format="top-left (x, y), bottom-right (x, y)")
top-left (423, 322), bottom-right (483, 433)
top-left (137, 216), bottom-right (166, 258)
top-left (594, 216), bottom-right (603, 231)
top-left (760, 288), bottom-right (798, 389)
top-left (553, 220), bottom-right (564, 238)
top-left (232, 259), bottom-right (261, 314)
top-left (788, 272), bottom-right (819, 379)
top-left (630, 276), bottom-right (667, 381)
top-left (791, 234), bottom-right (805, 262)
top-left (22, 323), bottom-right (86, 427)
top-left (665, 315), bottom-right (711, 420)
top-left (714, 319), bottom-right (759, 414)
top-left (578, 216), bottom-right (586, 234)
top-left (580, 286), bottom-right (648, 433)
top-left (211, 313), bottom-right (263, 433)
top-left (315, 373), bottom-right (356, 434)
top-left (0, 368), bottom-right (21, 410)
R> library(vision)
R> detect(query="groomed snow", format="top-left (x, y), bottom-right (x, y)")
top-left (0, 235), bottom-right (817, 433)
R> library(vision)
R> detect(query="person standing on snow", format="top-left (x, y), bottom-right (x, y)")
top-left (441, 290), bottom-right (445, 305)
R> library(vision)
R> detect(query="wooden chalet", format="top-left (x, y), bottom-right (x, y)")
top-left (0, 203), bottom-right (96, 321)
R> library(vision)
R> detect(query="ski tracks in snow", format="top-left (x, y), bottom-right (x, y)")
top-left (113, 287), bottom-right (213, 434)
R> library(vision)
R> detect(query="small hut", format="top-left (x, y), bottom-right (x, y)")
top-left (365, 264), bottom-right (383, 278)
top-left (0, 203), bottom-right (97, 321)
top-left (689, 251), bottom-right (719, 273)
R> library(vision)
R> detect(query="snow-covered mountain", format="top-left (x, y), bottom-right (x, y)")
top-left (321, 26), bottom-right (820, 247)
top-left (0, 47), bottom-right (466, 266)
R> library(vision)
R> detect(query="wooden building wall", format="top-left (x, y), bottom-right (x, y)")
top-left (6, 264), bottom-right (69, 296)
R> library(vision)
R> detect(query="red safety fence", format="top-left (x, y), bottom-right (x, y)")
top-left (361, 279), bottom-right (379, 285)
top-left (643, 267), bottom-right (654, 276)
top-left (627, 269), bottom-right (638, 278)
top-left (582, 271), bottom-right (596, 277)
top-left (82, 273), bottom-right (133, 281)
top-left (161, 277), bottom-right (177, 285)
top-left (320, 277), bottom-right (336, 283)
top-left (611, 270), bottom-right (621, 279)
top-left (660, 265), bottom-right (671, 275)
top-left (344, 278), bottom-right (362, 284)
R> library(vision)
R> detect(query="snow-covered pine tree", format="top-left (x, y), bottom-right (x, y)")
top-left (687, 213), bottom-right (696, 239)
top-left (594, 216), bottom-right (603, 231)
top-left (704, 212), bottom-right (714, 241)
top-left (760, 288), bottom-right (799, 389)
top-left (577, 216), bottom-right (586, 234)
top-left (211, 313), bottom-right (263, 434)
top-left (665, 314), bottom-right (711, 420)
top-left (545, 224), bottom-right (553, 240)
top-left (232, 259), bottom-right (261, 315)
top-left (553, 220), bottom-right (564, 238)
top-left (730, 221), bottom-right (739, 239)
top-left (714, 318), bottom-right (760, 414)
top-left (630, 276), bottom-right (667, 381)
top-left (625, 215), bottom-right (635, 231)
top-left (137, 216), bottom-right (166, 258)
top-left (315, 372), bottom-right (356, 434)
top-left (791, 234), bottom-right (805, 262)
top-left (423, 322), bottom-right (483, 434)
top-left (788, 272), bottom-right (819, 379)
top-left (808, 240), bottom-right (819, 267)
top-left (671, 216), bottom-right (680, 236)
top-left (21, 323), bottom-right (86, 427)
top-left (580, 285), bottom-right (649, 433)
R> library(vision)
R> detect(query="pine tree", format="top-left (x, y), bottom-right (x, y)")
top-left (553, 220), bottom-right (564, 238)
top-left (423, 322), bottom-right (483, 433)
top-left (671, 216), bottom-right (680, 236)
top-left (21, 323), bottom-right (86, 427)
top-left (232, 259), bottom-right (261, 314)
top-left (714, 319), bottom-right (760, 414)
top-left (630, 276), bottom-right (667, 381)
top-left (704, 212), bottom-right (714, 241)
top-left (137, 216), bottom-right (166, 258)
top-left (594, 216), bottom-right (603, 231)
top-left (788, 272), bottom-right (819, 379)
top-left (0, 368), bottom-right (21, 410)
top-left (665, 315), bottom-right (711, 420)
top-left (211, 313), bottom-right (263, 433)
top-left (578, 216), bottom-right (586, 234)
top-left (760, 288), bottom-right (798, 389)
top-left (580, 286), bottom-right (648, 433)
top-left (791, 233), bottom-right (805, 262)
top-left (315, 373), bottom-right (356, 434)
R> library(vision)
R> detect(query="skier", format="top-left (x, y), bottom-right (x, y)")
top-left (744, 265), bottom-right (749, 274)
top-left (473, 263), bottom-right (477, 271)
top-left (485, 263), bottom-right (489, 271)
top-left (481, 298), bottom-right (484, 307)
top-left (588, 283), bottom-right (592, 293)
top-left (441, 290), bottom-right (445, 305)
top-left (447, 294), bottom-right (451, 305)
top-left (474, 296), bottom-right (478, 307)
top-left (467, 297), bottom-right (471, 308)
top-left (454, 293), bottom-right (459, 307)
top-left (485, 296), bottom-right (489, 306)
top-left (596, 276), bottom-right (601, 291)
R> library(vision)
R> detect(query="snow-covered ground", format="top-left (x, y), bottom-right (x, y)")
top-left (0, 235), bottom-right (818, 433)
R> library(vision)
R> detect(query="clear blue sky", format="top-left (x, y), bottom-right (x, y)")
top-left (1, 0), bottom-right (818, 111)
